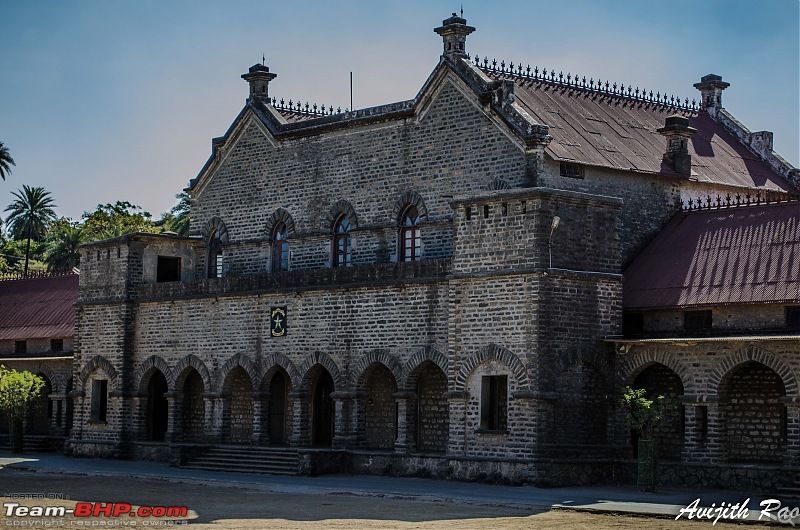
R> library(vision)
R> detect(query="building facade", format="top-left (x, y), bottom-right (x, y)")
top-left (67, 15), bottom-right (799, 489)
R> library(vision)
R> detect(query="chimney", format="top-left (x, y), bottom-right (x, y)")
top-left (434, 12), bottom-right (475, 58)
top-left (693, 74), bottom-right (730, 112)
top-left (657, 114), bottom-right (697, 177)
top-left (241, 64), bottom-right (277, 101)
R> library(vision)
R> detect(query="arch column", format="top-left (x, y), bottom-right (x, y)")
top-left (394, 391), bottom-right (416, 453)
top-left (130, 394), bottom-right (147, 440)
top-left (202, 393), bottom-right (222, 442)
top-left (445, 391), bottom-right (468, 456)
top-left (164, 392), bottom-right (178, 443)
top-left (331, 391), bottom-right (357, 450)
top-left (251, 392), bottom-right (266, 444)
top-left (287, 391), bottom-right (310, 446)
top-left (49, 394), bottom-right (67, 433)
top-left (703, 400), bottom-right (726, 464)
top-left (781, 398), bottom-right (800, 466)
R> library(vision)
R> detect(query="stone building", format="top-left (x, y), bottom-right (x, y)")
top-left (67, 15), bottom-right (799, 489)
top-left (0, 273), bottom-right (77, 445)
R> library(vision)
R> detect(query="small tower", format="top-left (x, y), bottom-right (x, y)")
top-left (241, 63), bottom-right (277, 101)
top-left (693, 74), bottom-right (730, 111)
top-left (434, 12), bottom-right (475, 58)
top-left (657, 114), bottom-right (697, 177)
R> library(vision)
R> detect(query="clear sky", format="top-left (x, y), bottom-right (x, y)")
top-left (1, 0), bottom-right (798, 222)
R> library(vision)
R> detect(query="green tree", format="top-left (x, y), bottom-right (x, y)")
top-left (4, 185), bottom-right (57, 277)
top-left (0, 142), bottom-right (15, 181)
top-left (621, 387), bottom-right (677, 439)
top-left (0, 366), bottom-right (45, 452)
top-left (46, 219), bottom-right (87, 272)
top-left (82, 201), bottom-right (158, 241)
top-left (158, 192), bottom-right (191, 236)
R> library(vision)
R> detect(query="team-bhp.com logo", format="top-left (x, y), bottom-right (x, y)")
top-left (4, 501), bottom-right (188, 518)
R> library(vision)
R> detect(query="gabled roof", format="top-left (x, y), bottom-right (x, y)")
top-left (0, 274), bottom-right (78, 340)
top-left (483, 71), bottom-right (792, 191)
top-left (623, 201), bottom-right (800, 309)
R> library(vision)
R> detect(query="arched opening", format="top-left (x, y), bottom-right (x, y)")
top-left (267, 371), bottom-right (290, 445)
top-left (222, 366), bottom-right (254, 444)
top-left (208, 229), bottom-right (224, 279)
top-left (721, 361), bottom-right (786, 463)
top-left (554, 360), bottom-right (609, 445)
top-left (411, 361), bottom-right (448, 453)
top-left (332, 214), bottom-right (352, 267)
top-left (65, 378), bottom-right (73, 436)
top-left (145, 370), bottom-right (169, 441)
top-left (361, 364), bottom-right (397, 450)
top-left (632, 364), bottom-right (685, 460)
top-left (27, 374), bottom-right (52, 435)
top-left (400, 205), bottom-right (421, 262)
top-left (310, 369), bottom-right (335, 447)
top-left (272, 222), bottom-right (290, 272)
top-left (181, 370), bottom-right (205, 442)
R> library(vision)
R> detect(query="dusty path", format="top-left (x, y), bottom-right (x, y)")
top-left (0, 469), bottom-right (764, 529)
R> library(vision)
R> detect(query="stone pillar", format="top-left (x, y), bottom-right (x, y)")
top-left (69, 390), bottom-right (86, 440)
top-left (287, 391), bottom-right (310, 447)
top-left (781, 398), bottom-right (800, 466)
top-left (201, 392), bottom-right (221, 443)
top-left (393, 392), bottom-right (415, 453)
top-left (681, 402), bottom-right (702, 462)
top-left (251, 392), bottom-right (265, 445)
top-left (511, 391), bottom-right (554, 458)
top-left (704, 401), bottom-right (726, 464)
top-left (444, 391), bottom-right (468, 456)
top-left (331, 391), bottom-right (357, 450)
top-left (130, 394), bottom-right (146, 440)
top-left (163, 392), bottom-right (178, 443)
top-left (49, 394), bottom-right (66, 433)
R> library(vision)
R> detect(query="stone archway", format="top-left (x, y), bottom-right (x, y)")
top-left (180, 369), bottom-right (205, 442)
top-left (408, 361), bottom-right (448, 453)
top-left (359, 363), bottom-right (398, 450)
top-left (310, 368), bottom-right (335, 447)
top-left (632, 363), bottom-right (685, 460)
top-left (222, 366), bottom-right (254, 444)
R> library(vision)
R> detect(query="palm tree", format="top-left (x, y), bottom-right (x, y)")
top-left (159, 192), bottom-right (190, 236)
top-left (4, 185), bottom-right (57, 277)
top-left (46, 222), bottom-right (87, 272)
top-left (0, 142), bottom-right (15, 180)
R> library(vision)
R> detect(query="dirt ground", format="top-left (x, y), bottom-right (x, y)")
top-left (0, 470), bottom-right (775, 529)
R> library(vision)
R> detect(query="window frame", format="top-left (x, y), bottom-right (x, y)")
top-left (559, 161), bottom-right (585, 179)
top-left (479, 375), bottom-right (508, 432)
top-left (207, 229), bottom-right (224, 279)
top-left (332, 214), bottom-right (352, 268)
top-left (787, 306), bottom-right (800, 329)
top-left (14, 340), bottom-right (26, 355)
top-left (90, 379), bottom-right (108, 423)
top-left (272, 222), bottom-right (290, 272)
top-left (684, 309), bottom-right (712, 332)
top-left (400, 205), bottom-right (421, 262)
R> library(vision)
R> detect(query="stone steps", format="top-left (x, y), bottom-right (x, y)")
top-left (180, 446), bottom-right (299, 476)
top-left (0, 435), bottom-right (62, 453)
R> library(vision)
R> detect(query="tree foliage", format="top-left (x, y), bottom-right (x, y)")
top-left (81, 201), bottom-right (159, 241)
top-left (46, 219), bottom-right (88, 272)
top-left (4, 185), bottom-right (57, 276)
top-left (0, 141), bottom-right (15, 181)
top-left (157, 192), bottom-right (190, 236)
top-left (0, 366), bottom-right (45, 420)
top-left (621, 387), bottom-right (679, 440)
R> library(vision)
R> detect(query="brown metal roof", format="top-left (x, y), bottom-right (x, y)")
top-left (486, 73), bottom-right (792, 191)
top-left (623, 202), bottom-right (800, 309)
top-left (0, 274), bottom-right (78, 340)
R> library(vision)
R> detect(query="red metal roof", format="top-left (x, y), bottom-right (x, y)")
top-left (486, 73), bottom-right (792, 191)
top-left (623, 202), bottom-right (800, 309)
top-left (0, 274), bottom-right (78, 340)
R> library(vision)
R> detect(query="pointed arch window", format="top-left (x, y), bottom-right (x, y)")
top-left (332, 214), bottom-right (352, 267)
top-left (400, 205), bottom-right (421, 262)
top-left (208, 229), bottom-right (224, 278)
top-left (272, 222), bottom-right (290, 272)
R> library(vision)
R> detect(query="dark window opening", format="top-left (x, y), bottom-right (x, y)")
top-left (400, 205), bottom-right (421, 262)
top-left (521, 201), bottom-right (526, 214)
top-left (560, 162), bottom-right (584, 179)
top-left (465, 207), bottom-right (471, 221)
top-left (91, 379), bottom-right (108, 423)
top-left (208, 229), bottom-right (224, 279)
top-left (483, 205), bottom-right (489, 219)
top-left (51, 339), bottom-right (64, 353)
top-left (14, 341), bottom-right (26, 355)
top-left (622, 311), bottom-right (645, 336)
top-left (501, 203), bottom-right (507, 216)
top-left (480, 375), bottom-right (508, 431)
top-left (684, 310), bottom-right (712, 332)
top-left (56, 400), bottom-right (63, 427)
top-left (787, 307), bottom-right (800, 329)
top-left (332, 214), bottom-right (352, 268)
top-left (697, 406), bottom-right (707, 448)
top-left (272, 222), bottom-right (290, 272)
top-left (156, 256), bottom-right (181, 283)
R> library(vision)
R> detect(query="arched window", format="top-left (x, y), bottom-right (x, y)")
top-left (332, 214), bottom-right (352, 267)
top-left (400, 205), bottom-right (421, 262)
top-left (272, 222), bottom-right (290, 272)
top-left (208, 229), bottom-right (223, 278)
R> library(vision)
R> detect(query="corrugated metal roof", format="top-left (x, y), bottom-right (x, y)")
top-left (0, 274), bottom-right (78, 340)
top-left (486, 73), bottom-right (792, 191)
top-left (623, 202), bottom-right (800, 309)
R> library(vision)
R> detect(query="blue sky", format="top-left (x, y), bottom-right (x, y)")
top-left (1, 0), bottom-right (798, 221)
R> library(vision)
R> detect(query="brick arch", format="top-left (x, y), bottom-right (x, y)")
top-left (484, 178), bottom-right (510, 191)
top-left (402, 347), bottom-right (449, 390)
top-left (134, 356), bottom-right (175, 393)
top-left (34, 365), bottom-right (57, 388)
top-left (78, 356), bottom-right (119, 391)
top-left (297, 352), bottom-right (343, 390)
top-left (455, 344), bottom-right (529, 391)
top-left (321, 200), bottom-right (359, 231)
top-left (217, 353), bottom-right (260, 393)
top-left (708, 345), bottom-right (798, 398)
top-left (50, 374), bottom-right (68, 394)
top-left (261, 352), bottom-right (300, 389)
top-left (352, 350), bottom-right (404, 388)
top-left (553, 347), bottom-right (614, 386)
top-left (174, 354), bottom-right (212, 391)
top-left (202, 217), bottom-right (229, 243)
top-left (617, 350), bottom-right (695, 396)
top-left (392, 191), bottom-right (428, 225)
top-left (266, 208), bottom-right (296, 237)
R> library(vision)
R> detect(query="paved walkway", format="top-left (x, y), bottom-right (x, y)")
top-left (0, 452), bottom-right (795, 525)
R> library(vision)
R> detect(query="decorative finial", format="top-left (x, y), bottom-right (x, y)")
top-left (262, 54), bottom-right (265, 66)
top-left (460, 4), bottom-right (463, 17)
